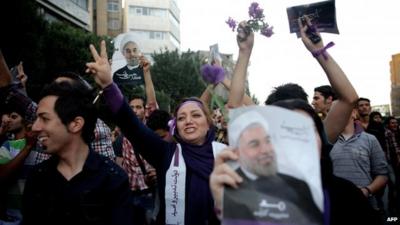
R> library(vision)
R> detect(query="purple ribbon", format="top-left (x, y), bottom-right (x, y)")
top-left (173, 146), bottom-right (180, 166)
top-left (311, 41), bottom-right (335, 60)
top-left (168, 118), bottom-right (176, 136)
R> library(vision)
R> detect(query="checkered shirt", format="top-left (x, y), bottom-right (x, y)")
top-left (121, 137), bottom-right (155, 191)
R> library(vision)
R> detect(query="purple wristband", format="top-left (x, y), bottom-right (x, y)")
top-left (102, 83), bottom-right (124, 114)
top-left (311, 41), bottom-right (335, 60)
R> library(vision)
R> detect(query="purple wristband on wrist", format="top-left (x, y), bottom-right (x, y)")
top-left (103, 83), bottom-right (124, 114)
top-left (311, 41), bottom-right (335, 60)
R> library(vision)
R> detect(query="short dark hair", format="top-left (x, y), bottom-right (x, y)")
top-left (384, 116), bottom-right (397, 126)
top-left (54, 71), bottom-right (93, 91)
top-left (357, 97), bottom-right (370, 104)
top-left (4, 102), bottom-right (26, 121)
top-left (130, 95), bottom-right (146, 108)
top-left (40, 81), bottom-right (97, 144)
top-left (265, 83), bottom-right (308, 105)
top-left (369, 111), bottom-right (382, 122)
top-left (146, 109), bottom-right (172, 132)
top-left (314, 85), bottom-right (337, 100)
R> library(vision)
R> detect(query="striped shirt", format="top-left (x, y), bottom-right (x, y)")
top-left (330, 130), bottom-right (388, 188)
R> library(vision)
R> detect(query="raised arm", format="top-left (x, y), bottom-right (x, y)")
top-left (221, 77), bottom-right (254, 106)
top-left (0, 50), bottom-right (12, 88)
top-left (227, 21), bottom-right (254, 108)
top-left (16, 62), bottom-right (28, 95)
top-left (298, 17), bottom-right (358, 143)
top-left (86, 41), bottom-right (168, 167)
top-left (140, 55), bottom-right (158, 114)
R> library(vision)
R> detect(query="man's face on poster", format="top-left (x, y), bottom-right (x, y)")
top-left (238, 124), bottom-right (277, 177)
top-left (123, 42), bottom-right (140, 66)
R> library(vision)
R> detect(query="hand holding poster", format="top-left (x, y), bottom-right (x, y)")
top-left (223, 106), bottom-right (323, 225)
top-left (287, 0), bottom-right (339, 37)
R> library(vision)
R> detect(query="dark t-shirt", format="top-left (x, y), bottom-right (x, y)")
top-left (113, 65), bottom-right (144, 87)
top-left (22, 150), bottom-right (133, 225)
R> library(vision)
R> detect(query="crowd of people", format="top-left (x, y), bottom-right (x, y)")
top-left (0, 16), bottom-right (398, 225)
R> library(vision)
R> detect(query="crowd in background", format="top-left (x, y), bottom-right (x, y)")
top-left (0, 17), bottom-right (399, 225)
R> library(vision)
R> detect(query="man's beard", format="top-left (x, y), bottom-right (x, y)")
top-left (127, 58), bottom-right (139, 67)
top-left (241, 156), bottom-right (278, 177)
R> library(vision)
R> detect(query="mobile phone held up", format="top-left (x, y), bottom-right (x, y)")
top-left (301, 17), bottom-right (321, 44)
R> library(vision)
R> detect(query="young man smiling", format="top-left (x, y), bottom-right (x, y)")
top-left (22, 81), bottom-right (133, 225)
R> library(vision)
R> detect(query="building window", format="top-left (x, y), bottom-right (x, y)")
top-left (108, 19), bottom-right (120, 30)
top-left (150, 31), bottom-right (165, 40)
top-left (107, 2), bottom-right (119, 12)
top-left (71, 0), bottom-right (88, 10)
top-left (169, 33), bottom-right (180, 48)
top-left (128, 29), bottom-right (166, 40)
top-left (142, 7), bottom-right (149, 15)
top-left (169, 12), bottom-right (180, 28)
top-left (151, 8), bottom-right (166, 17)
top-left (129, 6), bottom-right (166, 18)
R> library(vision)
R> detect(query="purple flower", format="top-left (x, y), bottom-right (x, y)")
top-left (227, 2), bottom-right (273, 38)
top-left (248, 2), bottom-right (264, 19)
top-left (201, 64), bottom-right (225, 85)
top-left (226, 17), bottom-right (237, 32)
top-left (261, 26), bottom-right (274, 37)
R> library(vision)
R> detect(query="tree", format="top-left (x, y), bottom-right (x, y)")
top-left (151, 49), bottom-right (207, 110)
top-left (0, 0), bottom-right (113, 102)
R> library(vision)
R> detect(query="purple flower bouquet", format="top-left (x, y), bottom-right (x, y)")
top-left (200, 64), bottom-right (225, 85)
top-left (226, 2), bottom-right (273, 41)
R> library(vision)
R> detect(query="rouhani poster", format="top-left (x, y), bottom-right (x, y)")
top-left (223, 106), bottom-right (323, 225)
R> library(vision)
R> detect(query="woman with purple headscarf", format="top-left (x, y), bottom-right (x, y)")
top-left (86, 41), bottom-right (226, 225)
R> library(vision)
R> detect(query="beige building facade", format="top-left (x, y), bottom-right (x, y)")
top-left (93, 0), bottom-right (123, 37)
top-left (390, 53), bottom-right (400, 116)
top-left (123, 0), bottom-right (180, 58)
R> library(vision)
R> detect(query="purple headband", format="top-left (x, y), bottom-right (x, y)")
top-left (168, 100), bottom-right (205, 136)
top-left (176, 100), bottom-right (204, 113)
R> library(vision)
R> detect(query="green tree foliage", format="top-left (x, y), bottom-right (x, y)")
top-left (151, 49), bottom-right (207, 110)
top-left (155, 90), bottom-right (172, 112)
top-left (1, 1), bottom-right (257, 113)
top-left (42, 22), bottom-right (113, 80)
top-left (0, 0), bottom-right (47, 94)
top-left (30, 21), bottom-right (113, 101)
top-left (0, 0), bottom-right (113, 102)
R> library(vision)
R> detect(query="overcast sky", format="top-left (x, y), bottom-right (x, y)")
top-left (177, 0), bottom-right (400, 106)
